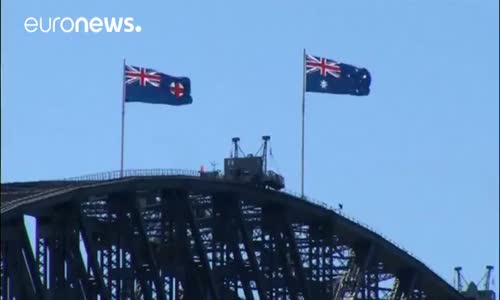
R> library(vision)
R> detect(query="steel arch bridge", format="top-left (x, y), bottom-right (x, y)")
top-left (1, 169), bottom-right (464, 300)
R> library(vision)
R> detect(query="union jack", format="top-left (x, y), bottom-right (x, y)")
top-left (305, 54), bottom-right (341, 78)
top-left (124, 65), bottom-right (161, 87)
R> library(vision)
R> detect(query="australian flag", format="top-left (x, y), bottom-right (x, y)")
top-left (305, 54), bottom-right (371, 96)
top-left (124, 64), bottom-right (192, 105)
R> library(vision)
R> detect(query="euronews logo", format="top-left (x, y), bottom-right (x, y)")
top-left (24, 17), bottom-right (142, 33)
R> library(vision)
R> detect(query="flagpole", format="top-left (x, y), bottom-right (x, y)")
top-left (120, 58), bottom-right (126, 178)
top-left (301, 49), bottom-right (306, 198)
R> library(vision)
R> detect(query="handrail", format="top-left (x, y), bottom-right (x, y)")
top-left (62, 169), bottom-right (201, 181)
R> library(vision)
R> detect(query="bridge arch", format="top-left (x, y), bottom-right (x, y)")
top-left (1, 171), bottom-right (463, 300)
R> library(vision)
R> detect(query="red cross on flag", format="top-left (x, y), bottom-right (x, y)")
top-left (170, 82), bottom-right (185, 98)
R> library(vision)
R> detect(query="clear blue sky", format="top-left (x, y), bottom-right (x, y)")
top-left (2, 0), bottom-right (499, 292)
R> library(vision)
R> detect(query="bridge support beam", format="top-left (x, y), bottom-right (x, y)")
top-left (401, 270), bottom-right (418, 300)
top-left (390, 278), bottom-right (403, 300)
top-left (1, 243), bottom-right (6, 300)
top-left (283, 211), bottom-right (311, 300)
top-left (236, 199), bottom-right (268, 300)
top-left (165, 189), bottom-right (220, 300)
top-left (110, 191), bottom-right (167, 300)
top-left (333, 242), bottom-right (374, 300)
top-left (390, 268), bottom-right (418, 300)
top-left (215, 194), bottom-right (256, 300)
top-left (78, 202), bottom-right (111, 300)
top-left (2, 217), bottom-right (45, 300)
top-left (183, 191), bottom-right (220, 299)
top-left (63, 212), bottom-right (93, 300)
top-left (108, 192), bottom-right (154, 300)
top-left (262, 204), bottom-right (311, 300)
top-left (309, 220), bottom-right (338, 298)
top-left (43, 205), bottom-right (93, 300)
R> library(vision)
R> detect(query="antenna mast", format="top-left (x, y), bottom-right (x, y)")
top-left (262, 136), bottom-right (270, 172)
top-left (455, 266), bottom-right (464, 291)
top-left (485, 265), bottom-right (494, 290)
top-left (232, 137), bottom-right (240, 158)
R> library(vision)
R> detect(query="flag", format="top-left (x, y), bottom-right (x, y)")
top-left (124, 64), bottom-right (192, 105)
top-left (305, 54), bottom-right (371, 96)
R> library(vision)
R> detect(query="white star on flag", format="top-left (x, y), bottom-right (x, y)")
top-left (320, 80), bottom-right (328, 89)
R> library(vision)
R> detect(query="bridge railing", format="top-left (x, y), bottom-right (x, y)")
top-left (61, 168), bottom-right (431, 278)
top-left (63, 169), bottom-right (201, 181)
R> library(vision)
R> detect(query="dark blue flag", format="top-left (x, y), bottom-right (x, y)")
top-left (305, 54), bottom-right (371, 96)
top-left (124, 65), bottom-right (192, 105)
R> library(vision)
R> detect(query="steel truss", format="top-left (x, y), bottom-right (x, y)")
top-left (1, 185), bottom-right (450, 299)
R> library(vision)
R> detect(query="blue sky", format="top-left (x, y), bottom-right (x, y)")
top-left (2, 0), bottom-right (499, 293)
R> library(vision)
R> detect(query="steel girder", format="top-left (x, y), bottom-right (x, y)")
top-left (2, 217), bottom-right (44, 300)
top-left (1, 183), bottom-right (457, 300)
